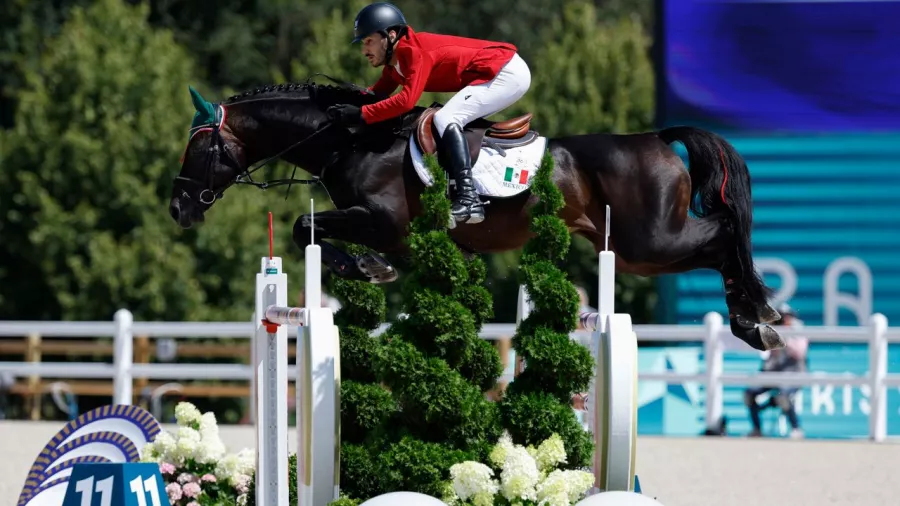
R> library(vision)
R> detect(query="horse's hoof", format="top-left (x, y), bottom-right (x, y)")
top-left (758, 325), bottom-right (785, 350)
top-left (356, 253), bottom-right (397, 284)
top-left (729, 315), bottom-right (785, 351)
top-left (756, 303), bottom-right (781, 324)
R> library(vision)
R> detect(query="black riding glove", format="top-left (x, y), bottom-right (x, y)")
top-left (326, 104), bottom-right (363, 126)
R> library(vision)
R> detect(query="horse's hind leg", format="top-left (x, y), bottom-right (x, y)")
top-left (292, 206), bottom-right (401, 284)
top-left (596, 202), bottom-right (785, 352)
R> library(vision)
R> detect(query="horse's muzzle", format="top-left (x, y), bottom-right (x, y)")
top-left (169, 197), bottom-right (197, 229)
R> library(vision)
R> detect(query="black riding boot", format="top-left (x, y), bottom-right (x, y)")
top-left (442, 123), bottom-right (484, 225)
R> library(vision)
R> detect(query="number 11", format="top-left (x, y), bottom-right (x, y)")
top-left (130, 475), bottom-right (162, 506)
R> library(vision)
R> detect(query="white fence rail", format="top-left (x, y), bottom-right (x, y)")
top-left (0, 310), bottom-right (896, 440)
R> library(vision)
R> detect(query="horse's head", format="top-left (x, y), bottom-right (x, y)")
top-left (170, 86), bottom-right (246, 228)
top-left (170, 79), bottom-right (409, 228)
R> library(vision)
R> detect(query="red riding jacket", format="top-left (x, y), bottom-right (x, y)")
top-left (360, 27), bottom-right (517, 124)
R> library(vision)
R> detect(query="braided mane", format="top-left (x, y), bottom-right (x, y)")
top-left (223, 81), bottom-right (380, 109)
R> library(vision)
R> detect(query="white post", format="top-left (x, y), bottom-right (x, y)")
top-left (868, 313), bottom-right (888, 442)
top-left (596, 251), bottom-right (615, 327)
top-left (589, 249), bottom-right (621, 491)
top-left (112, 309), bottom-right (133, 405)
top-left (516, 285), bottom-right (532, 325)
top-left (297, 242), bottom-right (340, 506)
top-left (514, 285), bottom-right (532, 377)
top-left (249, 311), bottom-right (257, 425)
top-left (254, 256), bottom-right (289, 506)
top-left (703, 312), bottom-right (724, 433)
top-left (595, 313), bottom-right (637, 492)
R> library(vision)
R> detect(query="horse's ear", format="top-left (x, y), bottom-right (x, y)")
top-left (188, 85), bottom-right (215, 122)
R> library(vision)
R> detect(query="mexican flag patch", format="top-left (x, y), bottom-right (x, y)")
top-left (504, 167), bottom-right (529, 185)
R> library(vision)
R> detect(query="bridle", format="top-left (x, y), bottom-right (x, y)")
top-left (175, 103), bottom-right (337, 206)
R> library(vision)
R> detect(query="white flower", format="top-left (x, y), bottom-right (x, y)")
top-left (440, 481), bottom-right (461, 506)
top-left (534, 433), bottom-right (567, 473)
top-left (470, 491), bottom-right (495, 506)
top-left (538, 491), bottom-right (570, 506)
top-left (535, 469), bottom-right (595, 505)
top-left (236, 448), bottom-right (256, 476)
top-left (561, 470), bottom-right (594, 502)
top-left (139, 442), bottom-right (158, 463)
top-left (174, 426), bottom-right (202, 464)
top-left (215, 453), bottom-right (247, 486)
top-left (536, 470), bottom-right (569, 504)
top-left (175, 402), bottom-right (202, 427)
top-left (449, 461), bottom-right (498, 501)
top-left (199, 412), bottom-right (219, 435)
top-left (489, 431), bottom-right (515, 468)
top-left (499, 445), bottom-right (539, 502)
top-left (152, 431), bottom-right (177, 461)
top-left (196, 438), bottom-right (226, 464)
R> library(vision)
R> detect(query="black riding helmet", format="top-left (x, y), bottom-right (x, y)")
top-left (352, 3), bottom-right (407, 42)
top-left (352, 3), bottom-right (408, 64)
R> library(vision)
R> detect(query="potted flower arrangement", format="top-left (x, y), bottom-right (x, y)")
top-left (140, 402), bottom-right (256, 506)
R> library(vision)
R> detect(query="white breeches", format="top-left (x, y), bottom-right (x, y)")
top-left (432, 52), bottom-right (532, 137)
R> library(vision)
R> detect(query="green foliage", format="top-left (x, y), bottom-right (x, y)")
top-left (337, 443), bottom-right (385, 501)
top-left (0, 0), bottom-right (323, 324)
top-left (508, 0), bottom-right (654, 137)
top-left (333, 153), bottom-right (503, 502)
top-left (0, 0), bottom-right (196, 320)
top-left (328, 498), bottom-right (360, 506)
top-left (498, 151), bottom-right (595, 469)
top-left (340, 381), bottom-right (396, 445)
top-left (498, 391), bottom-right (594, 471)
top-left (327, 265), bottom-right (394, 498)
top-left (374, 436), bottom-right (472, 498)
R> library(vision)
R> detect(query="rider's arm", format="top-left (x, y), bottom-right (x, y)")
top-left (368, 71), bottom-right (398, 98)
top-left (361, 46), bottom-right (432, 124)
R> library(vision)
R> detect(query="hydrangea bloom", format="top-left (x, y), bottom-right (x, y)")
top-left (446, 432), bottom-right (595, 506)
top-left (141, 402), bottom-right (265, 506)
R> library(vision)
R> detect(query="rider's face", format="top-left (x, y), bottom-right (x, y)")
top-left (361, 32), bottom-right (394, 67)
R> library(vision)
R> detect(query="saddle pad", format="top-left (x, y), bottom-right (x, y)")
top-left (409, 134), bottom-right (548, 198)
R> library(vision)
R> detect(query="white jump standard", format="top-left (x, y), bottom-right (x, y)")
top-left (252, 207), bottom-right (342, 506)
top-left (578, 205), bottom-right (640, 493)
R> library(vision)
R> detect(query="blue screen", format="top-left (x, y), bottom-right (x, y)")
top-left (661, 0), bottom-right (900, 132)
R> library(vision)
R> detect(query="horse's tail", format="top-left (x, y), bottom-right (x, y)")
top-left (657, 126), bottom-right (772, 304)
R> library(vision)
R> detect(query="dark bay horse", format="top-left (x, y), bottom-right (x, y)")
top-left (170, 82), bottom-right (784, 351)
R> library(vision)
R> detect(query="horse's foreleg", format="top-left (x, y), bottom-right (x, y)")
top-left (292, 206), bottom-right (401, 284)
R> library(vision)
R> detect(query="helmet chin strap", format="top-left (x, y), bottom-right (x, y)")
top-left (380, 27), bottom-right (406, 67)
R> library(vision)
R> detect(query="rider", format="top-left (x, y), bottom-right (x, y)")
top-left (325, 2), bottom-right (532, 225)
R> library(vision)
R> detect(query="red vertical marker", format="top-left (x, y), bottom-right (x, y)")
top-left (268, 211), bottom-right (274, 258)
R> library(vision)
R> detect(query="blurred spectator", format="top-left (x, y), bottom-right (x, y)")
top-left (743, 303), bottom-right (808, 438)
top-left (576, 285), bottom-right (596, 331)
top-left (0, 372), bottom-right (13, 420)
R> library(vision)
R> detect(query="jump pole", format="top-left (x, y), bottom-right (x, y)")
top-left (253, 203), bottom-right (341, 506)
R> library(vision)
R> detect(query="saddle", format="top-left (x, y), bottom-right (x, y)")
top-left (413, 105), bottom-right (540, 164)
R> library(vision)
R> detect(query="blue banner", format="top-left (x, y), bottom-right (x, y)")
top-left (660, 0), bottom-right (900, 132)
